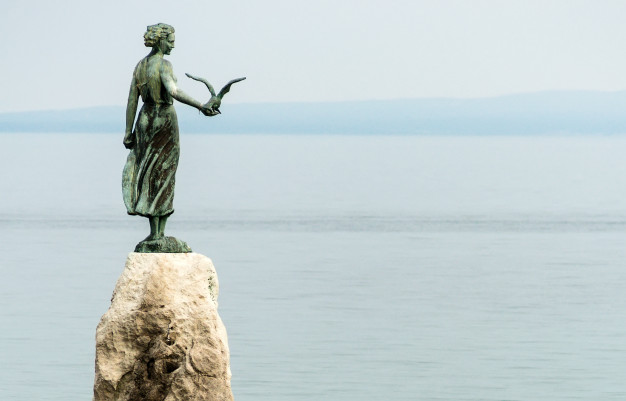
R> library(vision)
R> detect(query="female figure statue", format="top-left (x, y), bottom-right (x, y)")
top-left (122, 23), bottom-right (216, 252)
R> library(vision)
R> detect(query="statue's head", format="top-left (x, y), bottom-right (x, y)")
top-left (144, 23), bottom-right (175, 55)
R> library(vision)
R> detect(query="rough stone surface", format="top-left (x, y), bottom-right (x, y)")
top-left (93, 253), bottom-right (233, 401)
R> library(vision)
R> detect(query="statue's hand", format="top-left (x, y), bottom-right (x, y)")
top-left (200, 105), bottom-right (219, 117)
top-left (123, 132), bottom-right (135, 149)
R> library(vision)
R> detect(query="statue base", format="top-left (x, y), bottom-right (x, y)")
top-left (134, 236), bottom-right (192, 253)
top-left (93, 252), bottom-right (233, 401)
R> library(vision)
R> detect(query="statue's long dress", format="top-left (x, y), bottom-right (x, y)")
top-left (123, 57), bottom-right (179, 217)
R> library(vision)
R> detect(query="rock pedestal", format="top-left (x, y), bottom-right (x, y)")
top-left (93, 253), bottom-right (234, 401)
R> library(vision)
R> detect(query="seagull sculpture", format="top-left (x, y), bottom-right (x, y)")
top-left (185, 73), bottom-right (246, 114)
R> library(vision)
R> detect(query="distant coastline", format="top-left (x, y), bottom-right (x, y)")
top-left (1, 91), bottom-right (626, 135)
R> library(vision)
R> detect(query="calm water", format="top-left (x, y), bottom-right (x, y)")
top-left (2, 133), bottom-right (626, 400)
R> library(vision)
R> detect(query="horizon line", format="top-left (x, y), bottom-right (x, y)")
top-left (2, 89), bottom-right (626, 115)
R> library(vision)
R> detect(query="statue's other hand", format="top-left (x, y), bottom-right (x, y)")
top-left (123, 133), bottom-right (135, 149)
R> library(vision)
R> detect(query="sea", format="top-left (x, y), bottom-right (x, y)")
top-left (1, 133), bottom-right (626, 400)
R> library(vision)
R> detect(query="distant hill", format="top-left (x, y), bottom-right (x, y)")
top-left (1, 91), bottom-right (626, 135)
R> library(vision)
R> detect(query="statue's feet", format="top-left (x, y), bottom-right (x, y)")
top-left (142, 233), bottom-right (165, 242)
top-left (134, 236), bottom-right (192, 253)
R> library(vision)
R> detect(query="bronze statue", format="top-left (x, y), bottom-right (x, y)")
top-left (185, 73), bottom-right (246, 114)
top-left (122, 23), bottom-right (243, 253)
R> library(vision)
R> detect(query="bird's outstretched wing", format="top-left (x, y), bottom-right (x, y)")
top-left (217, 77), bottom-right (247, 99)
top-left (185, 73), bottom-right (217, 97)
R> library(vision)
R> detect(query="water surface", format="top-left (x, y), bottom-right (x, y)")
top-left (1, 134), bottom-right (626, 400)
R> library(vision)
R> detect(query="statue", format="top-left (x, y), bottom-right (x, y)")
top-left (122, 23), bottom-right (244, 253)
top-left (185, 73), bottom-right (246, 114)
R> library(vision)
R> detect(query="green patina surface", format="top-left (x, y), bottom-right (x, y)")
top-left (122, 23), bottom-right (244, 253)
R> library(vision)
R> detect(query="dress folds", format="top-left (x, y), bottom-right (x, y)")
top-left (123, 103), bottom-right (179, 217)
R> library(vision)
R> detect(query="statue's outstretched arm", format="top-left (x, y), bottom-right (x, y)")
top-left (161, 64), bottom-right (217, 116)
top-left (124, 76), bottom-right (139, 149)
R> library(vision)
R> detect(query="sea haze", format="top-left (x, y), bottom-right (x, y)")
top-left (2, 90), bottom-right (626, 135)
top-left (1, 133), bottom-right (626, 400)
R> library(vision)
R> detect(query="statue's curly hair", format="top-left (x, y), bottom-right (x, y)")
top-left (143, 23), bottom-right (175, 47)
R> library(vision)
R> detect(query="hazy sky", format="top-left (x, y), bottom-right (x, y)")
top-left (2, 0), bottom-right (626, 112)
